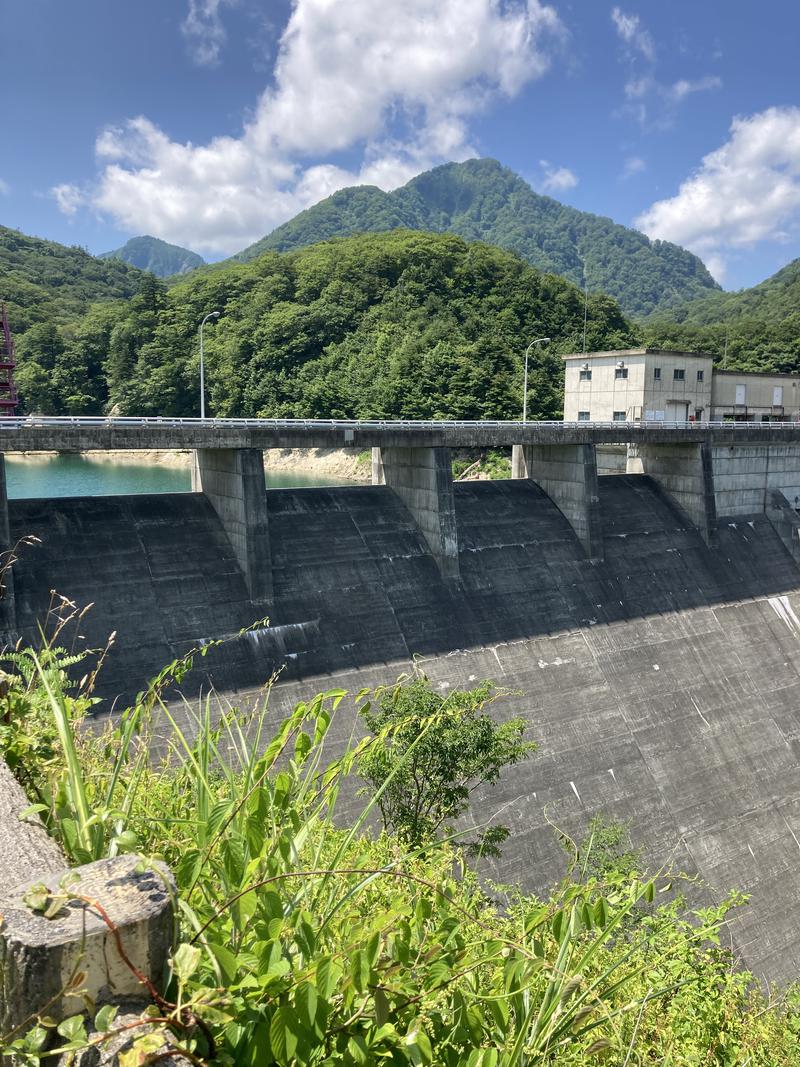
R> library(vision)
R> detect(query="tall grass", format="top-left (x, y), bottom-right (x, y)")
top-left (2, 639), bottom-right (800, 1065)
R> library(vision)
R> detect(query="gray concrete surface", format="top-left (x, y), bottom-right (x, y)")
top-left (512, 442), bottom-right (603, 557)
top-left (0, 759), bottom-right (64, 895)
top-left (767, 490), bottom-right (800, 568)
top-left (0, 855), bottom-right (173, 1035)
top-left (712, 444), bottom-right (800, 518)
top-left (376, 446), bottom-right (460, 579)
top-left (3, 418), bottom-right (800, 453)
top-left (192, 448), bottom-right (272, 602)
top-left (637, 442), bottom-right (717, 544)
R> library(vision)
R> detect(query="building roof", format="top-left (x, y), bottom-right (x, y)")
top-left (561, 348), bottom-right (714, 362)
top-left (714, 368), bottom-right (800, 380)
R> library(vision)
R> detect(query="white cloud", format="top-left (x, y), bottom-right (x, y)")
top-left (666, 75), bottom-right (722, 102)
top-left (539, 160), bottom-right (578, 192)
top-left (610, 8), bottom-right (720, 129)
top-left (621, 155), bottom-right (645, 179)
top-left (636, 107), bottom-right (800, 282)
top-left (0, 179), bottom-right (9, 196)
top-left (56, 0), bottom-right (564, 255)
top-left (51, 184), bottom-right (84, 216)
top-left (611, 7), bottom-right (655, 62)
top-left (182, 0), bottom-right (236, 67)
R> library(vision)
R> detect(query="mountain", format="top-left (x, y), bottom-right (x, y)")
top-left (0, 224), bottom-right (143, 335)
top-left (644, 257), bottom-right (800, 373)
top-left (16, 230), bottom-right (637, 417)
top-left (100, 235), bottom-right (205, 277)
top-left (231, 159), bottom-right (720, 318)
top-left (656, 256), bottom-right (800, 327)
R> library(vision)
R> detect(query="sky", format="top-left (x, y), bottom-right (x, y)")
top-left (3, 0), bottom-right (800, 291)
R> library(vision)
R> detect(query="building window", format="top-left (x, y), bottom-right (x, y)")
top-left (653, 367), bottom-right (661, 380)
top-left (697, 370), bottom-right (704, 382)
top-left (674, 368), bottom-right (685, 381)
top-left (577, 411), bottom-right (590, 422)
top-left (612, 411), bottom-right (627, 422)
top-left (615, 367), bottom-right (628, 380)
top-left (579, 369), bottom-right (592, 381)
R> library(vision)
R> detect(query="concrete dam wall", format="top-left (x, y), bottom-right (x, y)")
top-left (6, 474), bottom-right (800, 984)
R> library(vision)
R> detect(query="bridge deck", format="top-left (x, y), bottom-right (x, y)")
top-left (1, 416), bottom-right (800, 451)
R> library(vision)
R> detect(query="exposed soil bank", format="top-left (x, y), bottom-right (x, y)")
top-left (6, 447), bottom-right (373, 481)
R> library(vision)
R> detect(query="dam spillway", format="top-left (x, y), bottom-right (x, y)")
top-left (6, 473), bottom-right (800, 983)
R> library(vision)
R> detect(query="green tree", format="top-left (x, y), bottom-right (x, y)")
top-left (357, 675), bottom-right (536, 854)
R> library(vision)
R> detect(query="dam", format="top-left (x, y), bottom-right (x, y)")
top-left (2, 417), bottom-right (800, 983)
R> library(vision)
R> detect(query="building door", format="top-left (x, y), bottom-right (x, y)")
top-left (773, 386), bottom-right (783, 406)
top-left (666, 401), bottom-right (689, 422)
top-left (735, 384), bottom-right (746, 405)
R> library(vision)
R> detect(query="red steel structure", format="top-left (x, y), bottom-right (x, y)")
top-left (0, 304), bottom-right (18, 415)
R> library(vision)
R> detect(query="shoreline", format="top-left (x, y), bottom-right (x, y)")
top-left (6, 446), bottom-right (373, 482)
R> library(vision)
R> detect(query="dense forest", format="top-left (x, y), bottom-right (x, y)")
top-left (100, 234), bottom-right (205, 278)
top-left (14, 230), bottom-right (637, 419)
top-left (0, 224), bottom-right (143, 334)
top-left (643, 256), bottom-right (800, 372)
top-left (231, 159), bottom-right (720, 318)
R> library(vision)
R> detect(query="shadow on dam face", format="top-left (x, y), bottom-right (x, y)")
top-left (7, 473), bottom-right (800, 984)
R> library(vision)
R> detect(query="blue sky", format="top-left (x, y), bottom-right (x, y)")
top-left (4, 0), bottom-right (800, 291)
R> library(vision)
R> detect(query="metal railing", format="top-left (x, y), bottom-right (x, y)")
top-left (0, 416), bottom-right (799, 432)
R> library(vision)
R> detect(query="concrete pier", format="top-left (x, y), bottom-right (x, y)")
top-left (192, 448), bottom-right (272, 602)
top-left (711, 444), bottom-right (800, 519)
top-left (512, 442), bottom-right (603, 558)
top-left (636, 442), bottom-right (717, 544)
top-left (373, 446), bottom-right (460, 580)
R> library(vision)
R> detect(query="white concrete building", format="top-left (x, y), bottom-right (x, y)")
top-left (563, 348), bottom-right (800, 423)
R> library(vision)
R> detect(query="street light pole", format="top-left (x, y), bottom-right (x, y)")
top-left (522, 337), bottom-right (551, 423)
top-left (199, 311), bottom-right (220, 420)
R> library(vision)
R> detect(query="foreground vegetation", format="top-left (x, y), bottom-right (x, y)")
top-left (1, 635), bottom-right (799, 1065)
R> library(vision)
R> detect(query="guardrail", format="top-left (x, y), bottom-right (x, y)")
top-left (0, 417), bottom-right (799, 431)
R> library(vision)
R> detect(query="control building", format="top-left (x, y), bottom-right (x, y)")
top-left (562, 348), bottom-right (800, 423)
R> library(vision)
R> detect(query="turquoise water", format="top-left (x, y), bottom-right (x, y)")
top-left (5, 455), bottom-right (350, 499)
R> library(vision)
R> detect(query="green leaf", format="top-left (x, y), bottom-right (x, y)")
top-left (294, 730), bottom-right (312, 762)
top-left (270, 1005), bottom-right (298, 1065)
top-left (207, 941), bottom-right (240, 985)
top-left (351, 949), bottom-right (370, 993)
top-left (23, 883), bottom-right (50, 913)
top-left (173, 942), bottom-right (202, 983)
top-left (57, 1015), bottom-right (87, 1043)
top-left (294, 981), bottom-right (318, 1029)
top-left (373, 986), bottom-right (390, 1027)
top-left (94, 1004), bottom-right (118, 1032)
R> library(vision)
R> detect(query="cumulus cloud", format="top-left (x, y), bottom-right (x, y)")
top-left (611, 7), bottom-right (654, 61)
top-left (53, 0), bottom-right (564, 255)
top-left (539, 160), bottom-right (578, 192)
top-left (182, 0), bottom-right (236, 67)
top-left (636, 107), bottom-right (800, 282)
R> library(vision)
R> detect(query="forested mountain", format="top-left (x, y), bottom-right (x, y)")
top-left (0, 224), bottom-right (143, 335)
top-left (101, 235), bottom-right (205, 277)
top-left (231, 159), bottom-right (720, 318)
top-left (15, 230), bottom-right (637, 417)
top-left (644, 257), bottom-right (800, 373)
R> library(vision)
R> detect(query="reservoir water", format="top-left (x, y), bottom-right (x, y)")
top-left (5, 455), bottom-right (349, 499)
